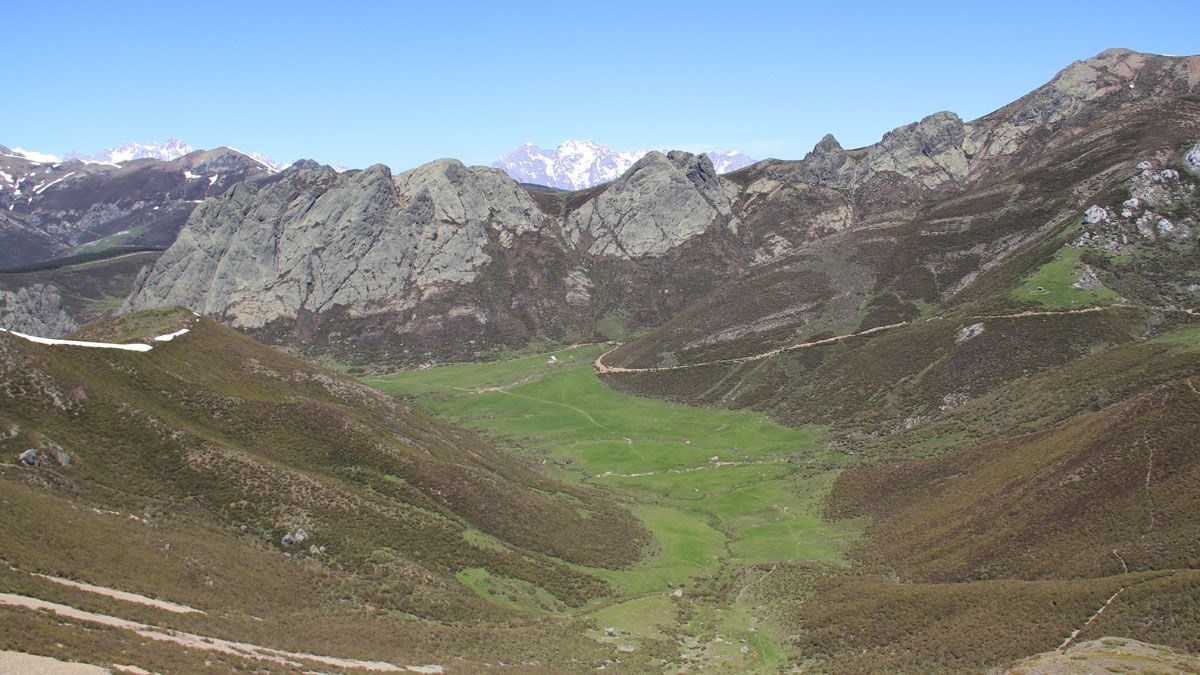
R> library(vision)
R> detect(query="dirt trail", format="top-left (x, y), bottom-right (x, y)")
top-left (0, 592), bottom-right (441, 673)
top-left (596, 304), bottom-right (1196, 375)
top-left (0, 650), bottom-right (109, 674)
top-left (32, 573), bottom-right (204, 614)
top-left (1057, 588), bottom-right (1126, 652)
top-left (595, 322), bottom-right (907, 374)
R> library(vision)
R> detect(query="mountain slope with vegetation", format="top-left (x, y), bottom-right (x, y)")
top-left (0, 308), bottom-right (657, 670)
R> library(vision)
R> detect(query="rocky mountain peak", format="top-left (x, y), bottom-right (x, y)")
top-left (811, 133), bottom-right (844, 155)
top-left (565, 149), bottom-right (737, 258)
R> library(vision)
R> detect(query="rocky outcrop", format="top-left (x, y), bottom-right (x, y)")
top-left (1186, 140), bottom-right (1200, 173)
top-left (776, 49), bottom-right (1199, 195)
top-left (127, 150), bottom-right (741, 328)
top-left (125, 161), bottom-right (546, 328)
top-left (0, 284), bottom-right (77, 337)
top-left (565, 151), bottom-right (738, 258)
top-left (1074, 156), bottom-right (1197, 251)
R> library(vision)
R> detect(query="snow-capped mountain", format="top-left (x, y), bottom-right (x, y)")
top-left (706, 150), bottom-right (757, 175)
top-left (65, 138), bottom-right (194, 164)
top-left (492, 140), bottom-right (756, 190)
top-left (61, 139), bottom-right (290, 172)
top-left (1, 146), bottom-right (63, 164)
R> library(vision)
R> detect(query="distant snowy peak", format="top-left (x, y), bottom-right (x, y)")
top-left (492, 140), bottom-right (641, 190)
top-left (492, 140), bottom-right (756, 190)
top-left (3, 147), bottom-right (63, 164)
top-left (60, 139), bottom-right (289, 172)
top-left (706, 150), bottom-right (757, 175)
top-left (65, 138), bottom-right (194, 164)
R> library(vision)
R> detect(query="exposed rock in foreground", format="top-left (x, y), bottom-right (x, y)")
top-left (0, 284), bottom-right (77, 337)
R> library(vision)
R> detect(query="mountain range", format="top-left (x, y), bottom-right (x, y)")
top-left (0, 145), bottom-right (278, 268)
top-left (491, 139), bottom-right (756, 189)
top-left (62, 138), bottom-right (289, 172)
top-left (1, 47), bottom-right (1198, 673)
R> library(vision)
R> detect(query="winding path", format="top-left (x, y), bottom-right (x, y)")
top-left (595, 304), bottom-right (1198, 375)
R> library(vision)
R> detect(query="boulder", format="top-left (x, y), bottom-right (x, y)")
top-left (1083, 205), bottom-right (1108, 224)
top-left (1186, 141), bottom-right (1200, 173)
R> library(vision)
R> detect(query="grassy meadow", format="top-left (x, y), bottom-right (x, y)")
top-left (365, 344), bottom-right (862, 669)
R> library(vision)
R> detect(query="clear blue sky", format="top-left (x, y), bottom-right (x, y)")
top-left (6, 0), bottom-right (1198, 170)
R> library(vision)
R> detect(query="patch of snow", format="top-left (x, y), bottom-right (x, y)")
top-left (208, 174), bottom-right (218, 186)
top-left (0, 328), bottom-right (153, 352)
top-left (32, 171), bottom-right (76, 194)
top-left (153, 328), bottom-right (189, 342)
top-left (227, 147), bottom-right (286, 173)
top-left (183, 170), bottom-right (200, 180)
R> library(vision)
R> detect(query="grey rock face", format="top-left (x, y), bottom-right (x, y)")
top-left (863, 112), bottom-right (971, 187)
top-left (18, 449), bottom-right (38, 466)
top-left (1186, 141), bottom-right (1200, 173)
top-left (125, 160), bottom-right (547, 328)
top-left (0, 284), bottom-right (78, 337)
top-left (565, 151), bottom-right (738, 258)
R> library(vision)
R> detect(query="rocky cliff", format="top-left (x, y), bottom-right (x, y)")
top-left (0, 284), bottom-right (77, 336)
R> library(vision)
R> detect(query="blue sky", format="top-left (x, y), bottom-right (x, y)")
top-left (6, 1), bottom-right (1198, 170)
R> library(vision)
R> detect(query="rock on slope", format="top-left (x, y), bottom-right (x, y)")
top-left (0, 284), bottom-right (77, 336)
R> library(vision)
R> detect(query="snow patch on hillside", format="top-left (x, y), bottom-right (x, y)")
top-left (0, 328), bottom-right (153, 352)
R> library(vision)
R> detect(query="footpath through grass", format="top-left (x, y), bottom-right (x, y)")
top-left (365, 344), bottom-right (862, 670)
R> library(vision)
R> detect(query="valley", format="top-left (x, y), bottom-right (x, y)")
top-left (368, 344), bottom-right (859, 670)
top-left (1, 43), bottom-right (1198, 673)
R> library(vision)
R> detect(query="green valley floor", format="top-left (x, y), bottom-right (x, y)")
top-left (365, 345), bottom-right (863, 670)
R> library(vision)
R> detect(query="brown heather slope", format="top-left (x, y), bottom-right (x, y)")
top-left (829, 379), bottom-right (1200, 582)
top-left (589, 55), bottom-right (1200, 672)
top-left (0, 307), bottom-right (658, 670)
top-left (605, 94), bottom-right (1200, 374)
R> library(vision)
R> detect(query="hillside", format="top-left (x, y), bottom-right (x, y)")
top-left (0, 308), bottom-right (656, 670)
top-left (0, 146), bottom-right (274, 267)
